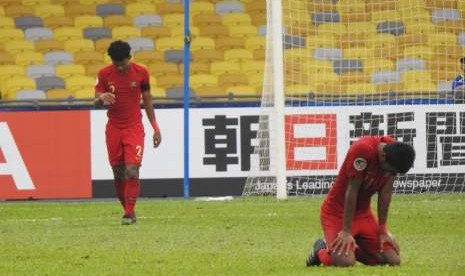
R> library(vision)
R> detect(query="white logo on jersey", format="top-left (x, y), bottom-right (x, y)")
top-left (354, 157), bottom-right (367, 171)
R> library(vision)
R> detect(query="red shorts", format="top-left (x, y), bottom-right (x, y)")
top-left (321, 206), bottom-right (394, 261)
top-left (105, 122), bottom-right (145, 167)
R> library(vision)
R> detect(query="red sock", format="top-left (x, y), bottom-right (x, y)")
top-left (318, 249), bottom-right (332, 266)
top-left (114, 180), bottom-right (125, 207)
top-left (124, 179), bottom-right (140, 216)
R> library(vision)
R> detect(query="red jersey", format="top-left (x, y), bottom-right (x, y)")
top-left (322, 136), bottom-right (395, 216)
top-left (95, 62), bottom-right (150, 128)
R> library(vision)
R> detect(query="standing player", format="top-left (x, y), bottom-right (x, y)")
top-left (94, 40), bottom-right (161, 225)
top-left (306, 136), bottom-right (415, 267)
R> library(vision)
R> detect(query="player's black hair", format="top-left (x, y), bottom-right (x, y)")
top-left (107, 40), bottom-right (131, 61)
top-left (384, 142), bottom-right (416, 174)
top-left (460, 57), bottom-right (465, 64)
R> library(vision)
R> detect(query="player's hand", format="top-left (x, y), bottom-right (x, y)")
top-left (99, 92), bottom-right (116, 105)
top-left (153, 130), bottom-right (161, 148)
top-left (331, 230), bottom-right (357, 256)
top-left (378, 232), bottom-right (400, 254)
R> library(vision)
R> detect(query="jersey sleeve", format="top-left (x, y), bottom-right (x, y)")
top-left (95, 70), bottom-right (106, 94)
top-left (140, 67), bottom-right (150, 92)
top-left (344, 141), bottom-right (372, 180)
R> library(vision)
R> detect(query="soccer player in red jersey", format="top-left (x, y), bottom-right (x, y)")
top-left (94, 40), bottom-right (161, 225)
top-left (306, 136), bottom-right (415, 267)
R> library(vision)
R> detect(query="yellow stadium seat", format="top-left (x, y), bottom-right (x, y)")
top-left (54, 27), bottom-right (83, 41)
top-left (428, 32), bottom-right (457, 46)
top-left (0, 29), bottom-right (24, 43)
top-left (192, 49), bottom-right (224, 63)
top-left (366, 0), bottom-right (395, 12)
top-left (0, 7), bottom-right (4, 16)
top-left (74, 15), bottom-right (103, 29)
top-left (4, 40), bottom-right (35, 55)
top-left (224, 49), bottom-right (253, 63)
top-left (402, 82), bottom-right (437, 93)
top-left (190, 74), bottom-right (218, 89)
top-left (64, 39), bottom-right (94, 53)
top-left (402, 70), bottom-right (432, 83)
top-left (459, 2), bottom-right (465, 15)
top-left (74, 51), bottom-right (104, 64)
top-left (191, 37), bottom-right (215, 51)
top-left (52, 0), bottom-right (82, 4)
top-left (364, 59), bottom-right (395, 74)
top-left (405, 22), bottom-right (436, 34)
top-left (35, 39), bottom-right (65, 53)
top-left (396, 0), bottom-right (424, 9)
top-left (5, 5), bottom-right (35, 18)
top-left (65, 75), bottom-right (95, 92)
top-left (73, 89), bottom-right (94, 99)
top-left (86, 62), bottom-right (107, 77)
top-left (35, 4), bottom-right (64, 18)
top-left (181, 62), bottom-right (210, 74)
top-left (367, 33), bottom-right (397, 48)
top-left (215, 37), bottom-right (245, 50)
top-left (126, 3), bottom-right (156, 17)
top-left (312, 72), bottom-right (340, 86)
top-left (199, 24), bottom-right (229, 38)
top-left (435, 20), bottom-right (465, 34)
top-left (23, 0), bottom-right (51, 6)
top-left (402, 9), bottom-right (431, 24)
top-left (284, 48), bottom-right (311, 62)
top-left (112, 26), bottom-right (141, 40)
top-left (344, 47), bottom-right (375, 60)
top-left (44, 16), bottom-right (74, 28)
top-left (156, 75), bottom-right (183, 89)
top-left (15, 51), bottom-right (43, 66)
top-left (241, 60), bottom-right (264, 75)
top-left (150, 86), bottom-right (165, 98)
top-left (133, 51), bottom-right (164, 64)
top-left (193, 14), bottom-right (222, 27)
top-left (340, 72), bottom-right (369, 85)
top-left (247, 73), bottom-right (263, 89)
top-left (195, 86), bottom-right (226, 97)
top-left (142, 26), bottom-right (171, 40)
top-left (337, 0), bottom-right (365, 13)
top-left (0, 52), bottom-right (14, 65)
top-left (95, 38), bottom-right (113, 53)
top-left (147, 62), bottom-right (178, 77)
top-left (228, 25), bottom-right (258, 38)
top-left (156, 37), bottom-right (183, 51)
top-left (104, 15), bottom-right (133, 28)
top-left (46, 88), bottom-right (74, 99)
top-left (346, 22), bottom-right (377, 35)
top-left (371, 10), bottom-right (401, 24)
top-left (306, 34), bottom-right (337, 48)
top-left (397, 33), bottom-right (428, 48)
top-left (65, 4), bottom-right (96, 17)
top-left (2, 76), bottom-right (35, 99)
top-left (0, 65), bottom-right (25, 83)
top-left (318, 23), bottom-right (347, 36)
top-left (286, 84), bottom-right (315, 96)
top-left (222, 13), bottom-right (252, 26)
top-left (0, 17), bottom-right (15, 29)
top-left (219, 73), bottom-right (249, 87)
top-left (163, 14), bottom-right (185, 28)
top-left (171, 26), bottom-right (200, 38)
top-left (226, 85), bottom-right (257, 97)
top-left (306, 60), bottom-right (334, 74)
top-left (79, 0), bottom-right (100, 4)
top-left (158, 3), bottom-right (183, 15)
top-left (191, 2), bottom-right (215, 15)
top-left (403, 46), bottom-right (434, 60)
top-left (210, 61), bottom-right (241, 75)
top-left (346, 83), bottom-right (375, 95)
top-left (245, 37), bottom-right (265, 50)
top-left (56, 64), bottom-right (86, 78)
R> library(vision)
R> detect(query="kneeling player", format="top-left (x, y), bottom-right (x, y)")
top-left (306, 136), bottom-right (415, 267)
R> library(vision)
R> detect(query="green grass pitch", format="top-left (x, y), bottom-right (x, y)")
top-left (0, 194), bottom-right (464, 275)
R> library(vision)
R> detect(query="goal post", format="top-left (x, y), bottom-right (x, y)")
top-left (243, 0), bottom-right (465, 197)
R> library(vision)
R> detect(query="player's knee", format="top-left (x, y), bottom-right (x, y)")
top-left (125, 165), bottom-right (139, 179)
top-left (381, 250), bottom-right (400, 266)
top-left (112, 166), bottom-right (125, 181)
top-left (332, 254), bottom-right (356, 267)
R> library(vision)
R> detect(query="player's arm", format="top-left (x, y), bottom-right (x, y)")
top-left (377, 176), bottom-right (400, 254)
top-left (94, 71), bottom-right (114, 108)
top-left (141, 82), bottom-right (161, 148)
top-left (331, 178), bottom-right (362, 256)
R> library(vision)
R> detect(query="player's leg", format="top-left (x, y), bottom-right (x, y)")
top-left (355, 212), bottom-right (400, 266)
top-left (307, 211), bottom-right (356, 267)
top-left (105, 124), bottom-right (125, 208)
top-left (121, 124), bottom-right (144, 224)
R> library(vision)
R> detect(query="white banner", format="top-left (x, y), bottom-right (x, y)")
top-left (91, 104), bottom-right (465, 180)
